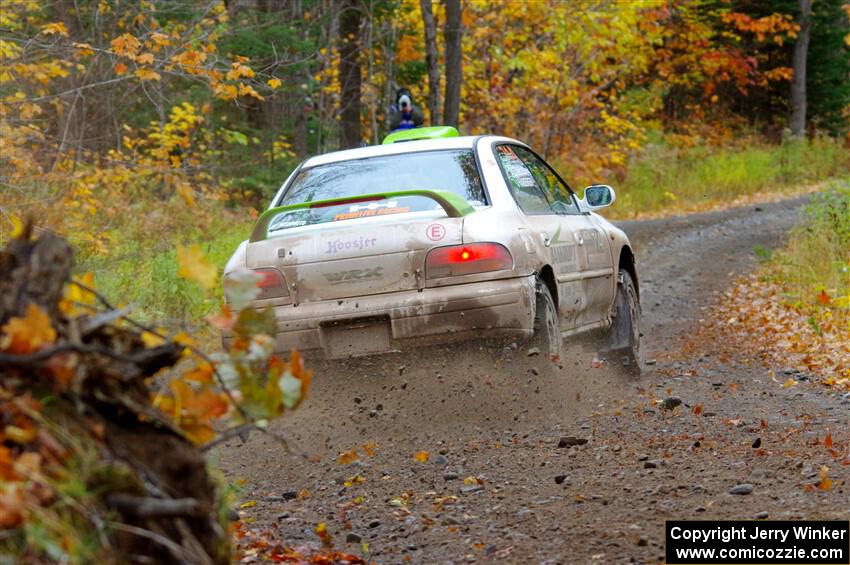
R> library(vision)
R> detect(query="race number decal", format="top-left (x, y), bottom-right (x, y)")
top-left (426, 224), bottom-right (446, 241)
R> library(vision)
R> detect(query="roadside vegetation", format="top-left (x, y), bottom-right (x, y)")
top-left (609, 136), bottom-right (850, 218)
top-left (711, 179), bottom-right (850, 390)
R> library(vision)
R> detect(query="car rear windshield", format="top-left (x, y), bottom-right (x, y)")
top-left (269, 149), bottom-right (485, 232)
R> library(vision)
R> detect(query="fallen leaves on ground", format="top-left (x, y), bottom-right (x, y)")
top-left (234, 521), bottom-right (367, 564)
top-left (706, 274), bottom-right (850, 391)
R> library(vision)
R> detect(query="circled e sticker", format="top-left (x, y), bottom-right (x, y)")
top-left (426, 224), bottom-right (446, 241)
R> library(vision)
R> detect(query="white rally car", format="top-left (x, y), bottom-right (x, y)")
top-left (224, 127), bottom-right (641, 371)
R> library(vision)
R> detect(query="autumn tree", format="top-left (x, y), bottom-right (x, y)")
top-left (805, 0), bottom-right (850, 135)
top-left (443, 0), bottom-right (462, 128)
top-left (790, 0), bottom-right (813, 137)
top-left (420, 0), bottom-right (441, 124)
top-left (339, 0), bottom-right (364, 148)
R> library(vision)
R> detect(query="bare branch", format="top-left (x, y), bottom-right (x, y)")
top-left (106, 495), bottom-right (205, 518)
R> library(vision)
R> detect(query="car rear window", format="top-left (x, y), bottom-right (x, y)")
top-left (269, 150), bottom-right (485, 232)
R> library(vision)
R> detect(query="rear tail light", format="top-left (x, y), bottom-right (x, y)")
top-left (253, 267), bottom-right (288, 299)
top-left (426, 243), bottom-right (513, 279)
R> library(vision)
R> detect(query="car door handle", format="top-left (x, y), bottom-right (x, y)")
top-left (541, 232), bottom-right (551, 247)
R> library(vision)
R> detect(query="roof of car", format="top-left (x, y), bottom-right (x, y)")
top-left (302, 135), bottom-right (496, 169)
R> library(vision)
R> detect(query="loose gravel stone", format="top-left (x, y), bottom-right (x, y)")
top-left (659, 397), bottom-right (682, 410)
top-left (729, 484), bottom-right (754, 495)
top-left (558, 436), bottom-right (588, 448)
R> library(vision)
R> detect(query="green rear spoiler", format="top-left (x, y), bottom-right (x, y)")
top-left (250, 189), bottom-right (476, 242)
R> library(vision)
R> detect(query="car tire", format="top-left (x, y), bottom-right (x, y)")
top-left (530, 280), bottom-right (562, 362)
top-left (600, 270), bottom-right (641, 376)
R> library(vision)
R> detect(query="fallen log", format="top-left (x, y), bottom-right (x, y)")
top-left (0, 228), bottom-right (229, 563)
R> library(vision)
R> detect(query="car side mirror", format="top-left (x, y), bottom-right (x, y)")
top-left (583, 184), bottom-right (616, 210)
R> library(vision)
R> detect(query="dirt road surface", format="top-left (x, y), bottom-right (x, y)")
top-left (216, 196), bottom-right (850, 564)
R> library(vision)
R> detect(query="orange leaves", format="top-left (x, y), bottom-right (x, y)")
top-left (0, 483), bottom-right (25, 529)
top-left (394, 34), bottom-right (420, 64)
top-left (0, 304), bottom-right (56, 355)
top-left (0, 446), bottom-right (18, 482)
top-left (709, 274), bottom-right (850, 393)
top-left (111, 33), bottom-right (142, 59)
top-left (238, 83), bottom-right (263, 100)
top-left (338, 449), bottom-right (359, 465)
top-left (156, 378), bottom-right (230, 444)
top-left (226, 62), bottom-right (255, 81)
top-left (40, 22), bottom-right (69, 37)
top-left (817, 465), bottom-right (833, 491)
top-left (134, 67), bottom-right (161, 81)
top-left (722, 11), bottom-right (799, 44)
top-left (171, 49), bottom-right (208, 73)
top-left (338, 443), bottom-right (378, 465)
top-left (763, 66), bottom-right (794, 82)
top-left (183, 362), bottom-right (214, 384)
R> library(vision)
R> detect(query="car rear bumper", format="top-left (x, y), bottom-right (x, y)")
top-left (227, 275), bottom-right (536, 358)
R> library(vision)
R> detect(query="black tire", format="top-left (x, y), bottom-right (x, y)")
top-left (600, 270), bottom-right (641, 375)
top-left (529, 280), bottom-right (562, 361)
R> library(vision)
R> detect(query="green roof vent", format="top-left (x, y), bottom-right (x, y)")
top-left (382, 126), bottom-right (459, 145)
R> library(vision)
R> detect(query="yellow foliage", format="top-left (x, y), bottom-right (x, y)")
top-left (111, 33), bottom-right (142, 59)
top-left (226, 62), bottom-right (255, 80)
top-left (59, 272), bottom-right (96, 316)
top-left (177, 244), bottom-right (218, 290)
top-left (134, 68), bottom-right (161, 81)
top-left (40, 22), bottom-right (69, 37)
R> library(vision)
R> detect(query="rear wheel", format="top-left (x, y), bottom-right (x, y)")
top-left (600, 270), bottom-right (641, 375)
top-left (529, 280), bottom-right (562, 361)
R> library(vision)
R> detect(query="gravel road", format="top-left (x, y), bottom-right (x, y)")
top-left (216, 196), bottom-right (850, 564)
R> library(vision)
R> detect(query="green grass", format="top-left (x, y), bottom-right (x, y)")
top-left (771, 178), bottom-right (850, 311)
top-left (77, 203), bottom-right (252, 331)
top-left (608, 137), bottom-right (850, 218)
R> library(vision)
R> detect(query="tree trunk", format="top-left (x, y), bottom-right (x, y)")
top-left (420, 0), bottom-right (441, 125)
top-left (790, 0), bottom-right (812, 138)
top-left (442, 0), bottom-right (462, 128)
top-left (338, 0), bottom-right (363, 149)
